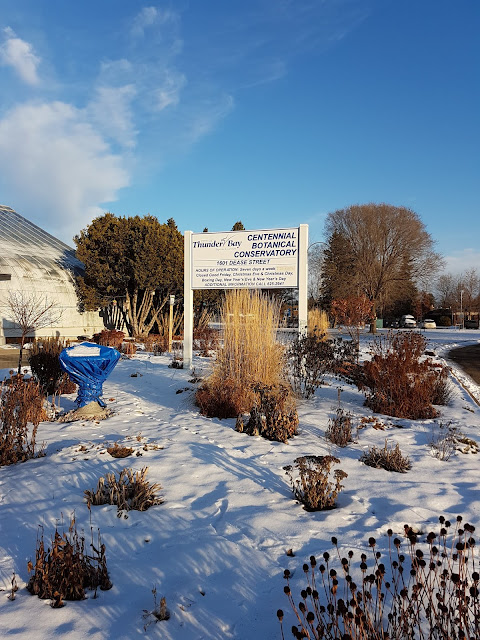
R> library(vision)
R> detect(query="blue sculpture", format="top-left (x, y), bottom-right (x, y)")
top-left (59, 342), bottom-right (121, 408)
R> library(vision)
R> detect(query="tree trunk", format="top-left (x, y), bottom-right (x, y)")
top-left (17, 334), bottom-right (26, 375)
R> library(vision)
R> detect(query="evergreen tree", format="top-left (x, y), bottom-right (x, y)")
top-left (75, 213), bottom-right (183, 336)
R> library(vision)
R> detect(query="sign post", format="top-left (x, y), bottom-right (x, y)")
top-left (183, 225), bottom-right (308, 370)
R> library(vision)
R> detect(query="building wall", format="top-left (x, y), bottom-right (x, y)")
top-left (0, 205), bottom-right (105, 344)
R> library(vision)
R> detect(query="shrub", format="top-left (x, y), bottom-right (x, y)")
top-left (326, 406), bottom-right (354, 447)
top-left (85, 467), bottom-right (163, 513)
top-left (287, 335), bottom-right (358, 399)
top-left (236, 384), bottom-right (298, 443)
top-left (27, 516), bottom-right (112, 607)
top-left (0, 375), bottom-right (47, 466)
top-left (361, 332), bottom-right (450, 419)
top-left (278, 515), bottom-right (480, 640)
top-left (438, 315), bottom-right (452, 327)
top-left (284, 455), bottom-right (347, 511)
top-left (121, 341), bottom-right (137, 357)
top-left (196, 290), bottom-right (286, 417)
top-left (93, 329), bottom-right (125, 349)
top-left (139, 333), bottom-right (167, 354)
top-left (28, 338), bottom-right (74, 395)
top-left (360, 439), bottom-right (411, 472)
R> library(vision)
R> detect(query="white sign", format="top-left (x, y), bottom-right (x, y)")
top-left (191, 228), bottom-right (299, 289)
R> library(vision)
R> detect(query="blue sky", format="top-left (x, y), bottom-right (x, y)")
top-left (0, 0), bottom-right (478, 275)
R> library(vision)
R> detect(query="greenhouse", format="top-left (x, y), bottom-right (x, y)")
top-left (0, 205), bottom-right (104, 345)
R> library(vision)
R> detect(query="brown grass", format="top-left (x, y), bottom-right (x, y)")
top-left (196, 289), bottom-right (286, 417)
top-left (106, 442), bottom-right (134, 458)
top-left (308, 308), bottom-right (329, 337)
top-left (85, 467), bottom-right (163, 513)
top-left (360, 439), bottom-right (411, 472)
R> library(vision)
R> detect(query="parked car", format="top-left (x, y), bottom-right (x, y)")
top-left (419, 319), bottom-right (437, 329)
top-left (400, 315), bottom-right (417, 328)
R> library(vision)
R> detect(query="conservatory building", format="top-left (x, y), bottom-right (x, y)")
top-left (0, 205), bottom-right (104, 345)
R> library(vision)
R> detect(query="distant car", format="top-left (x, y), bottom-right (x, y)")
top-left (400, 315), bottom-right (417, 328)
top-left (419, 319), bottom-right (437, 329)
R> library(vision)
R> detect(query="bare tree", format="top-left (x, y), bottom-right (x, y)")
top-left (6, 291), bottom-right (63, 373)
top-left (324, 203), bottom-right (443, 332)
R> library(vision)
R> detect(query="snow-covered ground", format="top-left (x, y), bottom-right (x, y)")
top-left (0, 329), bottom-right (479, 639)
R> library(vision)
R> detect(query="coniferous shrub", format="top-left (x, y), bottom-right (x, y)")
top-left (27, 516), bottom-right (112, 607)
top-left (278, 515), bottom-right (480, 639)
top-left (361, 332), bottom-right (450, 419)
top-left (0, 375), bottom-right (47, 466)
top-left (284, 455), bottom-right (348, 511)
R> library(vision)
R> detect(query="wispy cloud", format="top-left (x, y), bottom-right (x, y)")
top-left (130, 6), bottom-right (177, 38)
top-left (0, 27), bottom-right (41, 85)
top-left (87, 84), bottom-right (138, 148)
top-left (0, 101), bottom-right (129, 241)
top-left (442, 249), bottom-right (480, 276)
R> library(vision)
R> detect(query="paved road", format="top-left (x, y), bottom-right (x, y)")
top-left (448, 344), bottom-right (480, 385)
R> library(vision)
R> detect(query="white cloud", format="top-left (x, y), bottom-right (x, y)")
top-left (0, 27), bottom-right (41, 86)
top-left (87, 84), bottom-right (138, 148)
top-left (442, 249), bottom-right (480, 276)
top-left (131, 6), bottom-right (176, 38)
top-left (0, 101), bottom-right (129, 242)
top-left (154, 71), bottom-right (187, 111)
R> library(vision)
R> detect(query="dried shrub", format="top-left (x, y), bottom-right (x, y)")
top-left (308, 308), bottom-right (329, 336)
top-left (93, 329), bottom-right (125, 349)
top-left (278, 515), bottom-right (480, 640)
top-left (284, 455), bottom-right (347, 511)
top-left (121, 341), bottom-right (137, 357)
top-left (236, 384), bottom-right (298, 443)
top-left (29, 338), bottom-right (74, 395)
top-left (287, 335), bottom-right (357, 399)
top-left (196, 290), bottom-right (286, 417)
top-left (139, 334), bottom-right (167, 355)
top-left (360, 439), bottom-right (411, 472)
top-left (85, 467), bottom-right (163, 513)
top-left (27, 516), bottom-right (112, 607)
top-left (196, 377), bottom-right (253, 419)
top-left (0, 375), bottom-right (47, 466)
top-left (106, 442), bottom-right (134, 458)
top-left (429, 421), bottom-right (458, 461)
top-left (361, 332), bottom-right (450, 419)
top-left (143, 587), bottom-right (170, 629)
top-left (326, 406), bottom-right (354, 447)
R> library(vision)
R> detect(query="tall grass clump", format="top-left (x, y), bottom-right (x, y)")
top-left (308, 308), bottom-right (329, 337)
top-left (196, 289), bottom-right (286, 418)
